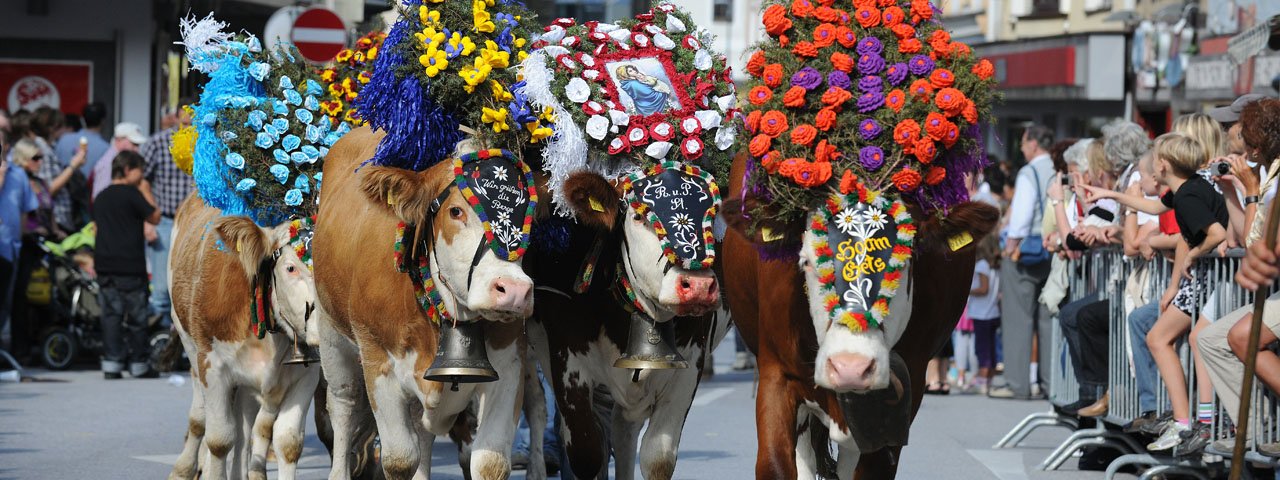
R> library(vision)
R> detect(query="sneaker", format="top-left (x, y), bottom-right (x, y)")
top-left (132, 369), bottom-right (160, 379)
top-left (1174, 423), bottom-right (1211, 456)
top-left (1124, 411), bottom-right (1158, 434)
top-left (1139, 412), bottom-right (1175, 437)
top-left (1210, 437), bottom-right (1239, 455)
top-left (732, 352), bottom-right (755, 371)
top-left (510, 450), bottom-right (529, 470)
top-left (1147, 421), bottom-right (1191, 451)
top-left (103, 371), bottom-right (122, 380)
top-left (1259, 442), bottom-right (1280, 458)
top-left (987, 386), bottom-right (1017, 399)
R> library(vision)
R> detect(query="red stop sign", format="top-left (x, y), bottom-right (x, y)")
top-left (291, 8), bottom-right (347, 63)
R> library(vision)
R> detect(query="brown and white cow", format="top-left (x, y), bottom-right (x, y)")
top-left (168, 195), bottom-right (321, 480)
top-left (721, 153), bottom-right (1000, 479)
top-left (525, 168), bottom-right (727, 480)
top-left (313, 126), bottom-right (535, 480)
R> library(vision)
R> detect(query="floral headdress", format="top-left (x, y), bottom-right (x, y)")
top-left (318, 30), bottom-right (387, 126)
top-left (180, 14), bottom-right (349, 227)
top-left (519, 3), bottom-right (740, 215)
top-left (355, 0), bottom-right (549, 172)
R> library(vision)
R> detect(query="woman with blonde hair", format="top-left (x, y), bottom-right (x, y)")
top-left (1172, 113), bottom-right (1225, 168)
top-left (3, 138), bottom-right (45, 365)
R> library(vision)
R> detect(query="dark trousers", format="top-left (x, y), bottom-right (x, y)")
top-left (973, 317), bottom-right (1001, 370)
top-left (1073, 300), bottom-right (1111, 389)
top-left (9, 240), bottom-right (42, 361)
top-left (1059, 294), bottom-right (1108, 399)
top-left (0, 256), bottom-right (14, 353)
top-left (98, 274), bottom-right (150, 373)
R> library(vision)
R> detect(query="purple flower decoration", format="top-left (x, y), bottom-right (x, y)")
top-left (856, 90), bottom-right (884, 113)
top-left (858, 118), bottom-right (882, 140)
top-left (887, 63), bottom-right (909, 86)
top-left (856, 37), bottom-right (883, 56)
top-left (908, 55), bottom-right (935, 76)
top-left (859, 146), bottom-right (886, 170)
top-left (790, 67), bottom-right (824, 91)
top-left (857, 54), bottom-right (885, 76)
top-left (827, 71), bottom-right (852, 90)
top-left (857, 76), bottom-right (883, 93)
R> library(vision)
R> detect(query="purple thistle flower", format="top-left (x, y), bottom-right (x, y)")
top-left (827, 71), bottom-right (852, 90)
top-left (857, 76), bottom-right (883, 93)
top-left (908, 55), bottom-right (934, 76)
top-left (859, 146), bottom-right (885, 170)
top-left (855, 90), bottom-right (884, 113)
top-left (858, 118), bottom-right (882, 141)
top-left (857, 54), bottom-right (885, 76)
top-left (790, 67), bottom-right (824, 91)
top-left (856, 37), bottom-right (883, 56)
top-left (887, 63), bottom-right (909, 85)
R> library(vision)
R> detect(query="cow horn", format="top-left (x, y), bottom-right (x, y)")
top-left (423, 320), bottom-right (499, 390)
top-left (614, 313), bottom-right (689, 373)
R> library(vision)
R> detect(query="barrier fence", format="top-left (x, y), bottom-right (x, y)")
top-left (995, 247), bottom-right (1280, 478)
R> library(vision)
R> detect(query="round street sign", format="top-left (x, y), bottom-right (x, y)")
top-left (291, 7), bottom-right (347, 63)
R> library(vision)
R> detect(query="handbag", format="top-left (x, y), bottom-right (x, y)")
top-left (1017, 166), bottom-right (1051, 266)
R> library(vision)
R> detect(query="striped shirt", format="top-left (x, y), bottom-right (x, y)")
top-left (141, 127), bottom-right (194, 217)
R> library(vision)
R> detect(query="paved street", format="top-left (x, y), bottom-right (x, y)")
top-left (2, 334), bottom-right (1108, 479)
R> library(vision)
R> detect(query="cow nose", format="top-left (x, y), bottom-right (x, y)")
top-left (675, 274), bottom-right (719, 305)
top-left (489, 277), bottom-right (532, 312)
top-left (826, 353), bottom-right (877, 391)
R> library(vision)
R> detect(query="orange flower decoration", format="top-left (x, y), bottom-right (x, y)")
top-left (893, 119), bottom-right (921, 146)
top-left (791, 160), bottom-right (833, 188)
top-left (793, 41), bottom-right (819, 58)
top-left (891, 24), bottom-right (915, 39)
top-left (878, 0), bottom-right (896, 6)
top-left (910, 0), bottom-right (934, 22)
top-left (748, 86), bottom-right (774, 106)
top-left (762, 64), bottom-right (785, 88)
top-left (839, 169), bottom-right (858, 194)
top-left (899, 38), bottom-right (922, 54)
top-left (935, 87), bottom-right (966, 116)
top-left (853, 0), bottom-right (876, 8)
top-left (831, 52), bottom-right (854, 72)
top-left (759, 111), bottom-right (790, 137)
top-left (763, 4), bottom-right (793, 37)
top-left (925, 166), bottom-right (947, 186)
top-left (813, 6), bottom-right (842, 23)
top-left (882, 6), bottom-right (906, 26)
top-left (815, 140), bottom-right (838, 163)
top-left (783, 86), bottom-right (808, 107)
top-left (778, 158), bottom-right (803, 178)
top-left (745, 110), bottom-right (762, 132)
top-left (791, 0), bottom-right (815, 17)
top-left (942, 121), bottom-right (961, 148)
top-left (909, 79), bottom-right (933, 100)
top-left (929, 30), bottom-right (951, 45)
top-left (835, 26), bottom-right (857, 48)
top-left (913, 137), bottom-right (937, 163)
top-left (929, 68), bottom-right (956, 89)
top-left (815, 107), bottom-right (838, 131)
top-left (885, 89), bottom-right (906, 113)
top-left (961, 100), bottom-right (979, 124)
top-left (780, 34), bottom-right (790, 48)
top-left (854, 8), bottom-right (881, 28)
top-left (950, 42), bottom-right (972, 58)
top-left (746, 50), bottom-right (766, 77)
top-left (749, 134), bottom-right (773, 157)
top-left (923, 112), bottom-right (951, 141)
top-left (762, 150), bottom-right (783, 173)
top-left (790, 124), bottom-right (818, 146)
top-left (813, 23), bottom-right (838, 48)
top-left (892, 168), bottom-right (922, 192)
top-left (820, 86), bottom-right (853, 108)
top-left (972, 59), bottom-right (995, 80)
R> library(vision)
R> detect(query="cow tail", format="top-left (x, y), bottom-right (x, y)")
top-left (350, 409), bottom-right (383, 480)
top-left (808, 418), bottom-right (839, 479)
top-left (154, 327), bottom-right (186, 372)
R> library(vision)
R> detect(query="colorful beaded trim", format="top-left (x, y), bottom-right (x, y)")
top-left (619, 161), bottom-right (721, 271)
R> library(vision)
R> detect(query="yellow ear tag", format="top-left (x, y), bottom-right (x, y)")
top-left (387, 192), bottom-right (397, 206)
top-left (948, 231), bottom-right (974, 251)
top-left (761, 227), bottom-right (784, 243)
top-left (588, 197), bottom-right (605, 213)
top-left (235, 239), bottom-right (242, 253)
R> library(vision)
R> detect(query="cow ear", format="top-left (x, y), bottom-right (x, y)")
top-left (214, 216), bottom-right (272, 281)
top-left (919, 201), bottom-right (1001, 252)
top-left (359, 164), bottom-right (451, 223)
top-left (562, 171), bottom-right (620, 229)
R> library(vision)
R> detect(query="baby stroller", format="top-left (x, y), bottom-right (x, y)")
top-left (32, 225), bottom-right (172, 370)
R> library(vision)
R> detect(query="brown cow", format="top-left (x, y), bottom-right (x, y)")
top-left (721, 153), bottom-right (1000, 479)
top-left (168, 195), bottom-right (320, 480)
top-left (313, 126), bottom-right (534, 480)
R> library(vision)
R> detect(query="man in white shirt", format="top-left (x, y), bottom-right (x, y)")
top-left (991, 124), bottom-right (1056, 400)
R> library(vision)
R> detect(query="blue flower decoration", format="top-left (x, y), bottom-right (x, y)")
top-left (279, 75), bottom-right (294, 92)
top-left (273, 149), bottom-right (290, 164)
top-left (226, 96), bottom-right (254, 108)
top-left (236, 178), bottom-right (257, 192)
top-left (283, 189), bottom-right (303, 206)
top-left (304, 95), bottom-right (319, 111)
top-left (305, 79), bottom-right (322, 96)
top-left (246, 36), bottom-right (262, 53)
top-left (284, 90), bottom-right (302, 106)
top-left (272, 99), bottom-right (289, 115)
top-left (334, 122), bottom-right (351, 136)
top-left (323, 133), bottom-right (342, 146)
top-left (255, 132), bottom-right (274, 149)
top-left (318, 146), bottom-right (329, 158)
top-left (294, 174), bottom-right (310, 193)
top-left (300, 145), bottom-right (320, 161)
top-left (247, 62), bottom-right (270, 81)
top-left (305, 124), bottom-right (322, 143)
top-left (282, 134), bottom-right (301, 152)
top-left (318, 116), bottom-right (332, 130)
top-left (271, 118), bottom-right (289, 132)
top-left (296, 109), bottom-right (314, 125)
top-left (200, 113), bottom-right (217, 127)
top-left (246, 110), bottom-right (268, 130)
top-left (290, 151), bottom-right (308, 164)
top-left (270, 164), bottom-right (290, 184)
top-left (225, 152), bottom-right (246, 169)
top-left (219, 130), bottom-right (238, 141)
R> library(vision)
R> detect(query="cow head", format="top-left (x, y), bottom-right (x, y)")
top-left (360, 147), bottom-right (536, 322)
top-left (215, 216), bottom-right (318, 347)
top-left (562, 163), bottom-right (721, 319)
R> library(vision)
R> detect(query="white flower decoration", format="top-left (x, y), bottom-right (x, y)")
top-left (583, 70), bottom-right (600, 80)
top-left (715, 94), bottom-right (735, 112)
top-left (835, 209), bottom-right (858, 236)
top-left (671, 213), bottom-right (696, 233)
top-left (644, 24), bottom-right (663, 36)
top-left (565, 78), bottom-right (591, 103)
top-left (861, 207), bottom-right (889, 232)
top-left (586, 115), bottom-right (609, 140)
top-left (645, 141), bottom-right (673, 159)
top-left (492, 166), bottom-right (509, 181)
top-left (608, 29), bottom-right (631, 45)
top-left (666, 15), bottom-right (687, 33)
top-left (652, 33), bottom-right (676, 50)
top-left (609, 109), bottom-right (630, 127)
top-left (694, 110), bottom-right (722, 130)
top-left (580, 54), bottom-right (595, 67)
top-left (542, 45), bottom-right (570, 57)
top-left (714, 126), bottom-right (736, 151)
top-left (541, 26), bottom-right (566, 44)
top-left (694, 50), bottom-right (712, 70)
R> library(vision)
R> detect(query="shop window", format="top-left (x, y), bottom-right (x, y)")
top-left (555, 1), bottom-right (607, 22)
top-left (714, 0), bottom-right (732, 22)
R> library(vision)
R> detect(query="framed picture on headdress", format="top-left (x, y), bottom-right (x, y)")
top-left (597, 51), bottom-right (693, 122)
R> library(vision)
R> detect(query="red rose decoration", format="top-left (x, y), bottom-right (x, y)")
top-left (835, 26), bottom-right (858, 48)
top-left (942, 121), bottom-right (960, 147)
top-left (913, 137), bottom-right (937, 163)
top-left (783, 86), bottom-right (807, 107)
top-left (626, 125), bottom-right (650, 146)
top-left (935, 87), bottom-right (966, 117)
top-left (763, 4), bottom-right (793, 36)
top-left (885, 89), bottom-right (906, 113)
top-left (683, 35), bottom-right (701, 50)
top-left (909, 79), bottom-right (934, 100)
top-left (882, 6), bottom-right (906, 27)
top-left (608, 136), bottom-right (631, 154)
top-left (929, 68), bottom-right (955, 89)
top-left (791, 0), bottom-right (815, 17)
top-left (790, 124), bottom-right (818, 146)
top-left (681, 137), bottom-right (704, 160)
top-left (583, 101), bottom-right (605, 115)
top-left (923, 112), bottom-right (952, 141)
top-left (925, 166), bottom-right (947, 186)
top-left (813, 23), bottom-right (838, 48)
top-left (892, 168), bottom-right (922, 191)
top-left (553, 18), bottom-right (576, 28)
top-left (650, 122), bottom-right (675, 141)
top-left (893, 119), bottom-right (921, 146)
top-left (680, 116), bottom-right (703, 136)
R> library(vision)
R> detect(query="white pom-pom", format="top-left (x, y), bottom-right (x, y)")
top-left (178, 13), bottom-right (233, 73)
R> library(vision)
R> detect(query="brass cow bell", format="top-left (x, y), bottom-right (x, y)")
top-left (614, 313), bottom-right (688, 372)
top-left (423, 320), bottom-right (499, 390)
top-left (281, 303), bottom-right (320, 366)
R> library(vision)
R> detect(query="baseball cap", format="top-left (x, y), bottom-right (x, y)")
top-left (113, 122), bottom-right (147, 145)
top-left (1208, 93), bottom-right (1269, 124)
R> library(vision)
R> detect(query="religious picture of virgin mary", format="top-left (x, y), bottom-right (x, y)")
top-left (606, 58), bottom-right (681, 116)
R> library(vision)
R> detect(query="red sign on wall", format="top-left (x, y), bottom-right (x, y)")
top-left (985, 46), bottom-right (1076, 88)
top-left (0, 59), bottom-right (92, 114)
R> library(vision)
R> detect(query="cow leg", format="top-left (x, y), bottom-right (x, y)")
top-left (169, 372), bottom-right (206, 480)
top-left (523, 355), bottom-right (548, 480)
top-left (836, 444), bottom-right (859, 479)
top-left (248, 399), bottom-right (280, 480)
top-left (754, 372), bottom-right (800, 480)
top-left (367, 369), bottom-right (422, 480)
top-left (468, 338), bottom-right (522, 480)
top-left (609, 407), bottom-right (642, 480)
top-left (231, 387), bottom-right (258, 480)
top-left (415, 420), bottom-right (436, 480)
top-left (272, 370), bottom-right (320, 480)
top-left (793, 414), bottom-right (818, 480)
top-left (319, 312), bottom-right (367, 480)
top-left (636, 368), bottom-right (702, 480)
top-left (853, 446), bottom-right (901, 480)
top-left (200, 373), bottom-right (237, 480)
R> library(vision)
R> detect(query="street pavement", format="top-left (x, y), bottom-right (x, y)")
top-left (2, 333), bottom-right (1113, 480)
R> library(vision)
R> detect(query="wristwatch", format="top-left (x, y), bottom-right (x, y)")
top-left (1049, 199), bottom-right (1061, 207)
top-left (1245, 195), bottom-right (1261, 206)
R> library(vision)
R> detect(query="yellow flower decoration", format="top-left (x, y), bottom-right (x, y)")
top-left (538, 106), bottom-right (556, 124)
top-left (320, 100), bottom-right (344, 116)
top-left (169, 125), bottom-right (197, 176)
top-left (320, 69), bottom-right (337, 83)
top-left (335, 49), bottom-right (353, 63)
top-left (459, 60), bottom-right (492, 93)
top-left (344, 109), bottom-right (361, 124)
top-left (526, 122), bottom-right (553, 143)
top-left (419, 6), bottom-right (441, 26)
top-left (328, 82), bottom-right (345, 97)
top-left (489, 80), bottom-right (513, 102)
top-left (414, 25), bottom-right (445, 48)
top-left (358, 71), bottom-right (372, 84)
top-left (367, 46), bottom-right (379, 61)
top-left (473, 0), bottom-right (496, 33)
top-left (448, 32), bottom-right (477, 57)
top-left (354, 51), bottom-right (366, 63)
top-left (481, 107), bottom-right (510, 132)
top-left (420, 47), bottom-right (449, 77)
top-left (479, 41), bottom-right (510, 68)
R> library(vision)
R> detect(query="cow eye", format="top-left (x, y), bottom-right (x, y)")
top-left (285, 264), bottom-right (297, 274)
top-left (632, 212), bottom-right (643, 222)
top-left (449, 207), bottom-right (465, 219)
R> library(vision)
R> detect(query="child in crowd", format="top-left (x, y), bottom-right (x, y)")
top-left (1082, 132), bottom-right (1229, 451)
top-left (93, 151), bottom-right (161, 379)
top-left (968, 233), bottom-right (1002, 395)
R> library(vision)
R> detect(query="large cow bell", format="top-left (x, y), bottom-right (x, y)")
top-left (614, 313), bottom-right (688, 371)
top-left (423, 320), bottom-right (498, 389)
top-left (281, 303), bottom-right (320, 366)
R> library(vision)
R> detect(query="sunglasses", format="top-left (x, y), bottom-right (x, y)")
top-left (31, 155), bottom-right (43, 161)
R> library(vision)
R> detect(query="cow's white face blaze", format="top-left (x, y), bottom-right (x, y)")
top-left (429, 192), bottom-right (534, 322)
top-left (267, 233), bottom-right (319, 346)
top-left (619, 202), bottom-right (719, 319)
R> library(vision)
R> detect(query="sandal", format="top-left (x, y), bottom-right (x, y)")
top-left (925, 381), bottom-right (950, 395)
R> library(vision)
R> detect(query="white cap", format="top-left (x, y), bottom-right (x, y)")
top-left (113, 122), bottom-right (147, 145)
